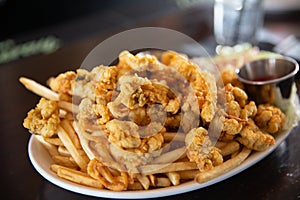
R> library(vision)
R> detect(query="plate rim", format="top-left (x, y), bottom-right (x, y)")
top-left (28, 127), bottom-right (292, 199)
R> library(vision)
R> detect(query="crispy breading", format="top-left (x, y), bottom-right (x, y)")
top-left (165, 113), bottom-right (181, 130)
top-left (77, 98), bottom-right (111, 126)
top-left (72, 69), bottom-right (96, 100)
top-left (142, 130), bottom-right (164, 152)
top-left (106, 119), bottom-right (165, 153)
top-left (77, 98), bottom-right (97, 125)
top-left (224, 83), bottom-right (248, 107)
top-left (161, 51), bottom-right (217, 123)
top-left (240, 101), bottom-right (257, 120)
top-left (128, 107), bottom-right (148, 126)
top-left (226, 100), bottom-right (241, 117)
top-left (106, 119), bottom-right (141, 149)
top-left (185, 127), bottom-right (223, 172)
top-left (223, 118), bottom-right (243, 136)
top-left (118, 50), bottom-right (160, 72)
top-left (71, 66), bottom-right (119, 105)
top-left (110, 74), bottom-right (152, 110)
top-left (254, 104), bottom-right (286, 134)
top-left (220, 69), bottom-right (244, 89)
top-left (23, 98), bottom-right (60, 137)
top-left (93, 65), bottom-right (118, 105)
top-left (93, 104), bottom-right (111, 125)
top-left (48, 71), bottom-right (76, 95)
top-left (132, 83), bottom-right (171, 108)
top-left (237, 120), bottom-right (275, 151)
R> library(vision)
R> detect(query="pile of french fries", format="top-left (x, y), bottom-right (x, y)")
top-left (20, 49), bottom-right (286, 192)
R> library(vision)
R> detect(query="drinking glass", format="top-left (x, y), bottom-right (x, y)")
top-left (214, 0), bottom-right (264, 46)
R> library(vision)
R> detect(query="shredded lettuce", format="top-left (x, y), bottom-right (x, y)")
top-left (274, 83), bottom-right (300, 129)
top-left (251, 50), bottom-right (282, 60)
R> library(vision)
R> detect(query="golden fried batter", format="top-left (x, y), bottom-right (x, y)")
top-left (48, 71), bottom-right (76, 95)
top-left (106, 119), bottom-right (141, 149)
top-left (224, 83), bottom-right (248, 107)
top-left (227, 100), bottom-right (241, 117)
top-left (93, 65), bottom-right (118, 105)
top-left (23, 98), bottom-right (60, 137)
top-left (161, 51), bottom-right (217, 123)
top-left (254, 104), bottom-right (286, 134)
top-left (240, 101), bottom-right (257, 120)
top-left (237, 120), bottom-right (275, 151)
top-left (93, 104), bottom-right (111, 125)
top-left (185, 127), bottom-right (223, 172)
top-left (223, 118), bottom-right (243, 136)
top-left (118, 50), bottom-right (160, 72)
top-left (220, 69), bottom-right (244, 89)
top-left (106, 119), bottom-right (165, 153)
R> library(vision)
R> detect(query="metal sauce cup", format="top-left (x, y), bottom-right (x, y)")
top-left (236, 57), bottom-right (299, 104)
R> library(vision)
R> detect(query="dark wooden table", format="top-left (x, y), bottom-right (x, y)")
top-left (1, 2), bottom-right (300, 200)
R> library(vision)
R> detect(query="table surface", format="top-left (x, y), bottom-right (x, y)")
top-left (1, 2), bottom-right (300, 200)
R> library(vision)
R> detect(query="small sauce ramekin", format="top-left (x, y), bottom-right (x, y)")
top-left (236, 57), bottom-right (299, 104)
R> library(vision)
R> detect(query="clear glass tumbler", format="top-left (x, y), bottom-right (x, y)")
top-left (214, 0), bottom-right (264, 46)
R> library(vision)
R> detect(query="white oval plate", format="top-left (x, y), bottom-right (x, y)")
top-left (28, 128), bottom-right (291, 199)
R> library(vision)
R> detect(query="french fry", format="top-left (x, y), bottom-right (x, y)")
top-left (139, 162), bottom-right (198, 175)
top-left (58, 109), bottom-right (68, 118)
top-left (52, 155), bottom-right (78, 168)
top-left (57, 146), bottom-right (70, 156)
top-left (63, 112), bottom-right (74, 121)
top-left (58, 101), bottom-right (79, 114)
top-left (151, 147), bottom-right (186, 164)
top-left (72, 122), bottom-right (97, 160)
top-left (219, 141), bottom-right (240, 156)
top-left (57, 125), bottom-right (88, 170)
top-left (231, 151), bottom-right (240, 158)
top-left (95, 163), bottom-right (116, 184)
top-left (195, 147), bottom-right (252, 183)
top-left (136, 175), bottom-right (150, 190)
top-left (166, 172), bottom-right (180, 185)
top-left (148, 174), bottom-right (156, 186)
top-left (87, 159), bottom-right (129, 191)
top-left (19, 77), bottom-right (59, 101)
top-left (73, 121), bottom-right (126, 172)
top-left (50, 164), bottom-right (61, 172)
top-left (177, 170), bottom-right (199, 180)
top-left (60, 119), bottom-right (81, 149)
top-left (155, 177), bottom-right (171, 187)
top-left (50, 164), bottom-right (77, 172)
top-left (58, 146), bottom-right (89, 157)
top-left (56, 165), bottom-right (104, 189)
top-left (44, 137), bottom-right (64, 146)
top-left (75, 124), bottom-right (126, 172)
top-left (35, 135), bottom-right (59, 156)
top-left (128, 182), bottom-right (144, 190)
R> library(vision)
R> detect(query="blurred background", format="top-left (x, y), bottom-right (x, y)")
top-left (0, 0), bottom-right (299, 64)
top-left (1, 0), bottom-right (211, 42)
